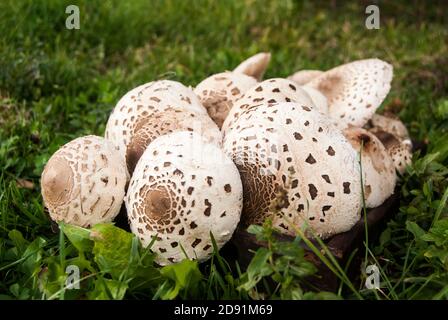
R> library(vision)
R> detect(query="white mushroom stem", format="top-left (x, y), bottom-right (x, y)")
top-left (233, 52), bottom-right (271, 81)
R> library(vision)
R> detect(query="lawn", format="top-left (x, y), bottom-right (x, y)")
top-left (0, 0), bottom-right (447, 300)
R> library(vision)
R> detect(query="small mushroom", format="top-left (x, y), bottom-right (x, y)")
top-left (305, 59), bottom-right (393, 129)
top-left (343, 127), bottom-right (396, 208)
top-left (365, 113), bottom-right (412, 174)
top-left (41, 135), bottom-right (127, 227)
top-left (126, 131), bottom-right (243, 265)
top-left (222, 78), bottom-right (316, 136)
top-left (194, 71), bottom-right (257, 128)
top-left (126, 108), bottom-right (221, 174)
top-left (370, 130), bottom-right (413, 175)
top-left (105, 80), bottom-right (207, 156)
top-left (223, 102), bottom-right (363, 239)
top-left (366, 113), bottom-right (410, 141)
top-left (287, 70), bottom-right (323, 85)
top-left (233, 52), bottom-right (271, 81)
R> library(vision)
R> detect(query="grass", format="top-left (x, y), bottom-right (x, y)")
top-left (0, 0), bottom-right (447, 300)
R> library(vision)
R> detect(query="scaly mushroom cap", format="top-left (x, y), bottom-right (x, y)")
top-left (41, 135), bottom-right (127, 227)
top-left (372, 130), bottom-right (413, 175)
top-left (306, 59), bottom-right (393, 129)
top-left (366, 113), bottom-right (410, 141)
top-left (126, 109), bottom-right (221, 174)
top-left (223, 102), bottom-right (363, 239)
top-left (194, 71), bottom-right (257, 128)
top-left (105, 80), bottom-right (207, 156)
top-left (233, 52), bottom-right (271, 81)
top-left (222, 78), bottom-right (316, 136)
top-left (343, 128), bottom-right (396, 208)
top-left (126, 131), bottom-right (243, 265)
top-left (287, 70), bottom-right (323, 85)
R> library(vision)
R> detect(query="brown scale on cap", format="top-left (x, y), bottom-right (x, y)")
top-left (41, 157), bottom-right (74, 208)
top-left (224, 102), bottom-right (363, 239)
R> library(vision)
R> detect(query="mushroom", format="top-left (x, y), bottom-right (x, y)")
top-left (105, 80), bottom-right (207, 156)
top-left (233, 52), bottom-right (271, 81)
top-left (194, 71), bottom-right (257, 128)
top-left (126, 131), bottom-right (243, 265)
top-left (41, 135), bottom-right (127, 227)
top-left (305, 59), bottom-right (393, 129)
top-left (366, 113), bottom-right (410, 141)
top-left (287, 70), bottom-right (323, 85)
top-left (126, 108), bottom-right (221, 174)
top-left (222, 78), bottom-right (317, 137)
top-left (343, 127), bottom-right (396, 208)
top-left (223, 102), bottom-right (363, 239)
top-left (365, 113), bottom-right (413, 174)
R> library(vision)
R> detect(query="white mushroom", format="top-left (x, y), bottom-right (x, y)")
top-left (105, 80), bottom-right (207, 156)
top-left (223, 102), bottom-right (363, 239)
top-left (126, 131), bottom-right (243, 265)
top-left (222, 78), bottom-right (316, 136)
top-left (126, 108), bottom-right (221, 174)
top-left (343, 127), bottom-right (396, 208)
top-left (194, 71), bottom-right (257, 128)
top-left (233, 52), bottom-right (271, 81)
top-left (305, 59), bottom-right (393, 129)
top-left (41, 135), bottom-right (127, 227)
top-left (287, 70), bottom-right (323, 85)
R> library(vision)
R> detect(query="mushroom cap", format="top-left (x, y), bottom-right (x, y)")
top-left (301, 86), bottom-right (329, 115)
top-left (223, 102), bottom-right (363, 239)
top-left (366, 113), bottom-right (410, 141)
top-left (41, 135), bottom-right (127, 227)
top-left (306, 59), bottom-right (393, 129)
top-left (126, 131), bottom-right (243, 265)
top-left (287, 70), bottom-right (323, 85)
top-left (343, 127), bottom-right (396, 208)
top-left (105, 80), bottom-right (207, 156)
top-left (233, 52), bottom-right (271, 81)
top-left (126, 108), bottom-right (221, 174)
top-left (222, 78), bottom-right (316, 136)
top-left (194, 71), bottom-right (257, 128)
top-left (389, 139), bottom-right (413, 174)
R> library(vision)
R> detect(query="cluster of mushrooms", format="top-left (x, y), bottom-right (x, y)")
top-left (41, 53), bottom-right (413, 265)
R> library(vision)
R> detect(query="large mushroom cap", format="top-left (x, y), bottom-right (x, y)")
top-left (306, 59), bottom-right (393, 129)
top-left (233, 52), bottom-right (271, 81)
top-left (194, 71), bottom-right (257, 128)
top-left (287, 70), bottom-right (323, 85)
top-left (126, 131), bottom-right (243, 265)
top-left (343, 127), bottom-right (396, 208)
top-left (105, 80), bottom-right (207, 156)
top-left (126, 108), bottom-right (221, 174)
top-left (41, 135), bottom-right (127, 227)
top-left (223, 102), bottom-right (363, 239)
top-left (222, 78), bottom-right (316, 136)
